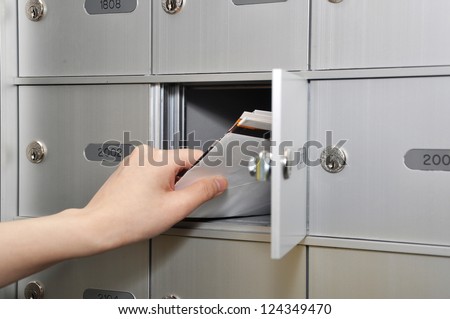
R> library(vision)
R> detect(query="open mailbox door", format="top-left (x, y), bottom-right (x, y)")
top-left (271, 69), bottom-right (308, 259)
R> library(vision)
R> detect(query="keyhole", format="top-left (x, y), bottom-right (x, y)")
top-left (30, 6), bottom-right (38, 19)
top-left (166, 0), bottom-right (175, 11)
top-left (30, 150), bottom-right (37, 161)
top-left (326, 155), bottom-right (337, 170)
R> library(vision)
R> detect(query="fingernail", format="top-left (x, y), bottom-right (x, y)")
top-left (214, 176), bottom-right (228, 194)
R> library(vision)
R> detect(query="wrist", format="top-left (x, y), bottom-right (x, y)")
top-left (58, 208), bottom-right (114, 257)
top-left (76, 206), bottom-right (136, 254)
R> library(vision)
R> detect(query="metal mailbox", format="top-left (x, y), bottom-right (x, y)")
top-left (18, 85), bottom-right (149, 217)
top-left (153, 0), bottom-right (308, 74)
top-left (18, 0), bottom-right (151, 76)
top-left (309, 76), bottom-right (450, 246)
top-left (311, 0), bottom-right (450, 70)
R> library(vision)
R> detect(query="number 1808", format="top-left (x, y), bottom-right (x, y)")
top-left (100, 0), bottom-right (121, 10)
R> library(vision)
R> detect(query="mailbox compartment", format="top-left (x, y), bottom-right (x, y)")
top-left (18, 0), bottom-right (151, 76)
top-left (19, 85), bottom-right (149, 217)
top-left (18, 241), bottom-right (149, 298)
top-left (311, 0), bottom-right (450, 70)
top-left (164, 70), bottom-right (308, 259)
top-left (153, 0), bottom-right (309, 74)
top-left (309, 76), bottom-right (450, 246)
top-left (151, 235), bottom-right (306, 298)
top-left (309, 246), bottom-right (450, 298)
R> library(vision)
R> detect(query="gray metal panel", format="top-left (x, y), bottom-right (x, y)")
top-left (151, 235), bottom-right (306, 298)
top-left (309, 247), bottom-right (450, 298)
top-left (153, 0), bottom-right (308, 74)
top-left (0, 0), bottom-right (19, 299)
top-left (1, 0), bottom-right (19, 224)
top-left (16, 66), bottom-right (450, 86)
top-left (306, 236), bottom-right (450, 258)
top-left (18, 0), bottom-right (150, 76)
top-left (0, 284), bottom-right (16, 299)
top-left (19, 85), bottom-right (149, 217)
top-left (309, 77), bottom-right (450, 246)
top-left (18, 241), bottom-right (149, 298)
top-left (312, 0), bottom-right (450, 70)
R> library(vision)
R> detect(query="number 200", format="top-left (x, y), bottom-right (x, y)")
top-left (423, 154), bottom-right (450, 166)
top-left (100, 0), bottom-right (121, 9)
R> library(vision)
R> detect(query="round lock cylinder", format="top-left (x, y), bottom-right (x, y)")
top-left (162, 0), bottom-right (185, 14)
top-left (26, 141), bottom-right (47, 164)
top-left (320, 146), bottom-right (347, 173)
top-left (24, 281), bottom-right (45, 299)
top-left (25, 0), bottom-right (46, 21)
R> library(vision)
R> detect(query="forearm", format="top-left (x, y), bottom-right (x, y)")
top-left (0, 209), bottom-right (105, 287)
top-left (0, 148), bottom-right (227, 288)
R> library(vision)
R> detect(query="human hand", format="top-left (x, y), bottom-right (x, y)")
top-left (84, 146), bottom-right (228, 250)
top-left (0, 146), bottom-right (226, 287)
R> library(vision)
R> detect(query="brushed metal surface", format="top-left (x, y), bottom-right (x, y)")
top-left (312, 0), bottom-right (450, 69)
top-left (309, 247), bottom-right (450, 298)
top-left (1, 0), bottom-right (19, 226)
top-left (151, 235), bottom-right (306, 298)
top-left (309, 77), bottom-right (450, 246)
top-left (18, 0), bottom-right (150, 76)
top-left (153, 0), bottom-right (308, 74)
top-left (18, 241), bottom-right (149, 298)
top-left (19, 85), bottom-right (149, 217)
top-left (271, 70), bottom-right (308, 259)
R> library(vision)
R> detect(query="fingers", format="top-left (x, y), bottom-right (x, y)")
top-left (168, 148), bottom-right (204, 170)
top-left (121, 147), bottom-right (203, 170)
top-left (169, 176), bottom-right (228, 215)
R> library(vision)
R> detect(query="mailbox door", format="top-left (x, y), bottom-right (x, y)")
top-left (312, 0), bottom-right (450, 70)
top-left (19, 85), bottom-right (149, 216)
top-left (18, 0), bottom-right (150, 76)
top-left (271, 69), bottom-right (308, 259)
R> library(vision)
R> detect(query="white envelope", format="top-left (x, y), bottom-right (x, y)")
top-left (175, 132), bottom-right (271, 218)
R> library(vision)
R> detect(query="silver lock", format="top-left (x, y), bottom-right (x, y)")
top-left (320, 146), bottom-right (347, 173)
top-left (25, 0), bottom-right (46, 21)
top-left (162, 0), bottom-right (185, 14)
top-left (248, 150), bottom-right (272, 182)
top-left (24, 281), bottom-right (45, 299)
top-left (328, 0), bottom-right (343, 3)
top-left (26, 141), bottom-right (46, 164)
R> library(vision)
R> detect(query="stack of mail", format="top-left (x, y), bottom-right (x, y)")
top-left (176, 110), bottom-right (271, 218)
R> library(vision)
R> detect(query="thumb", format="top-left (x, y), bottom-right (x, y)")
top-left (172, 176), bottom-right (228, 215)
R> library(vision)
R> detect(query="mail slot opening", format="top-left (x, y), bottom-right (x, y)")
top-left (164, 84), bottom-right (272, 225)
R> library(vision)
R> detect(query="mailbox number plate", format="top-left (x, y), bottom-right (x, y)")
top-left (85, 0), bottom-right (137, 14)
top-left (83, 288), bottom-right (135, 299)
top-left (84, 143), bottom-right (135, 165)
top-left (405, 149), bottom-right (450, 171)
